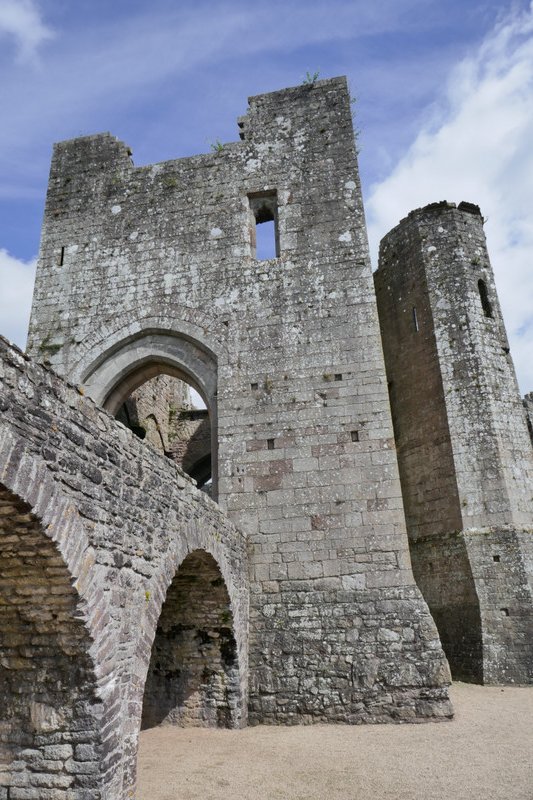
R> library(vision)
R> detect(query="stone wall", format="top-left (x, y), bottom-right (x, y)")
top-left (0, 489), bottom-right (102, 799)
top-left (116, 374), bottom-right (191, 453)
top-left (524, 392), bottom-right (533, 446)
top-left (375, 201), bottom-right (533, 683)
top-left (0, 337), bottom-right (249, 799)
top-left (27, 77), bottom-right (452, 723)
top-left (168, 409), bottom-right (211, 485)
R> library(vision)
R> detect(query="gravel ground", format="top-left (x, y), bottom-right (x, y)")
top-left (137, 682), bottom-right (533, 800)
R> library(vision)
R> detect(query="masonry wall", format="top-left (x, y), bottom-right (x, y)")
top-left (116, 374), bottom-right (190, 453)
top-left (27, 77), bottom-right (451, 722)
top-left (524, 392), bottom-right (533, 446)
top-left (0, 338), bottom-right (249, 798)
top-left (0, 489), bottom-right (103, 798)
top-left (375, 202), bottom-right (533, 683)
top-left (169, 409), bottom-right (211, 484)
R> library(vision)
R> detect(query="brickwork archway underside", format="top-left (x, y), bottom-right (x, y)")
top-left (0, 486), bottom-right (103, 798)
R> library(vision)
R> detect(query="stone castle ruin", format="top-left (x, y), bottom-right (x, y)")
top-left (1, 76), bottom-right (532, 798)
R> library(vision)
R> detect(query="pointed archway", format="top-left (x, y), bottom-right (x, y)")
top-left (141, 550), bottom-right (241, 730)
top-left (80, 330), bottom-right (219, 498)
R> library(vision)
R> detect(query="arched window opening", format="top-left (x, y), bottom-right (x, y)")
top-left (115, 373), bottom-right (213, 493)
top-left (478, 279), bottom-right (493, 318)
top-left (141, 550), bottom-right (240, 730)
top-left (0, 486), bottom-right (101, 793)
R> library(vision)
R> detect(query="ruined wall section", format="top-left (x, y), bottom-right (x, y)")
top-left (524, 392), bottom-right (533, 446)
top-left (28, 78), bottom-right (450, 721)
top-left (373, 215), bottom-right (462, 542)
top-left (375, 202), bottom-right (533, 683)
top-left (378, 203), bottom-right (533, 531)
top-left (142, 551), bottom-right (240, 730)
top-left (116, 374), bottom-right (191, 454)
top-left (168, 410), bottom-right (211, 478)
top-left (0, 338), bottom-right (249, 797)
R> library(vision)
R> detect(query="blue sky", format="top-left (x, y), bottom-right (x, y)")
top-left (1, 0), bottom-right (532, 392)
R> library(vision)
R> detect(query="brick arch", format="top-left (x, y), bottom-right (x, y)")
top-left (123, 525), bottom-right (248, 798)
top-left (0, 454), bottom-right (105, 795)
top-left (0, 430), bottom-right (138, 797)
top-left (141, 549), bottom-right (242, 729)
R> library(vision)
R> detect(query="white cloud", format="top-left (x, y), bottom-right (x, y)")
top-left (366, 2), bottom-right (533, 394)
top-left (0, 0), bottom-right (53, 61)
top-left (0, 249), bottom-right (36, 349)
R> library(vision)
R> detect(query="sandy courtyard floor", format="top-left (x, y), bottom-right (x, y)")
top-left (137, 683), bottom-right (533, 800)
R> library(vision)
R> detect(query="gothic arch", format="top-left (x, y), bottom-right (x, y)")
top-left (69, 309), bottom-right (225, 388)
top-left (79, 326), bottom-right (220, 496)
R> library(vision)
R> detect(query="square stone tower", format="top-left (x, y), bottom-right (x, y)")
top-left (375, 201), bottom-right (533, 683)
top-left (28, 78), bottom-right (451, 721)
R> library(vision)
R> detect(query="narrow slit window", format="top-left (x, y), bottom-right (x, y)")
top-left (412, 306), bottom-right (419, 332)
top-left (58, 246), bottom-right (65, 266)
top-left (248, 191), bottom-right (279, 260)
top-left (478, 279), bottom-right (493, 318)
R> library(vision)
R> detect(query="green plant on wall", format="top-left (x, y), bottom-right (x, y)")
top-left (302, 70), bottom-right (320, 86)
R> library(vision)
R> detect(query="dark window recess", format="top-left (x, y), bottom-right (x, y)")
top-left (500, 608), bottom-right (510, 617)
top-left (248, 191), bottom-right (279, 260)
top-left (334, 373), bottom-right (342, 381)
top-left (251, 382), bottom-right (258, 391)
top-left (478, 279), bottom-right (493, 318)
top-left (412, 306), bottom-right (419, 332)
top-left (267, 438), bottom-right (275, 450)
top-left (493, 555), bottom-right (500, 562)
top-left (58, 246), bottom-right (65, 266)
top-left (351, 430), bottom-right (359, 442)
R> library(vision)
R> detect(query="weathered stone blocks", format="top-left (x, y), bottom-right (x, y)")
top-left (0, 337), bottom-right (248, 798)
top-left (375, 201), bottom-right (533, 683)
top-left (25, 77), bottom-right (452, 732)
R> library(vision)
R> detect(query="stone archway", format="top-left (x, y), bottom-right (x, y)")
top-left (0, 485), bottom-right (102, 797)
top-left (80, 330), bottom-right (219, 498)
top-left (141, 550), bottom-right (242, 730)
